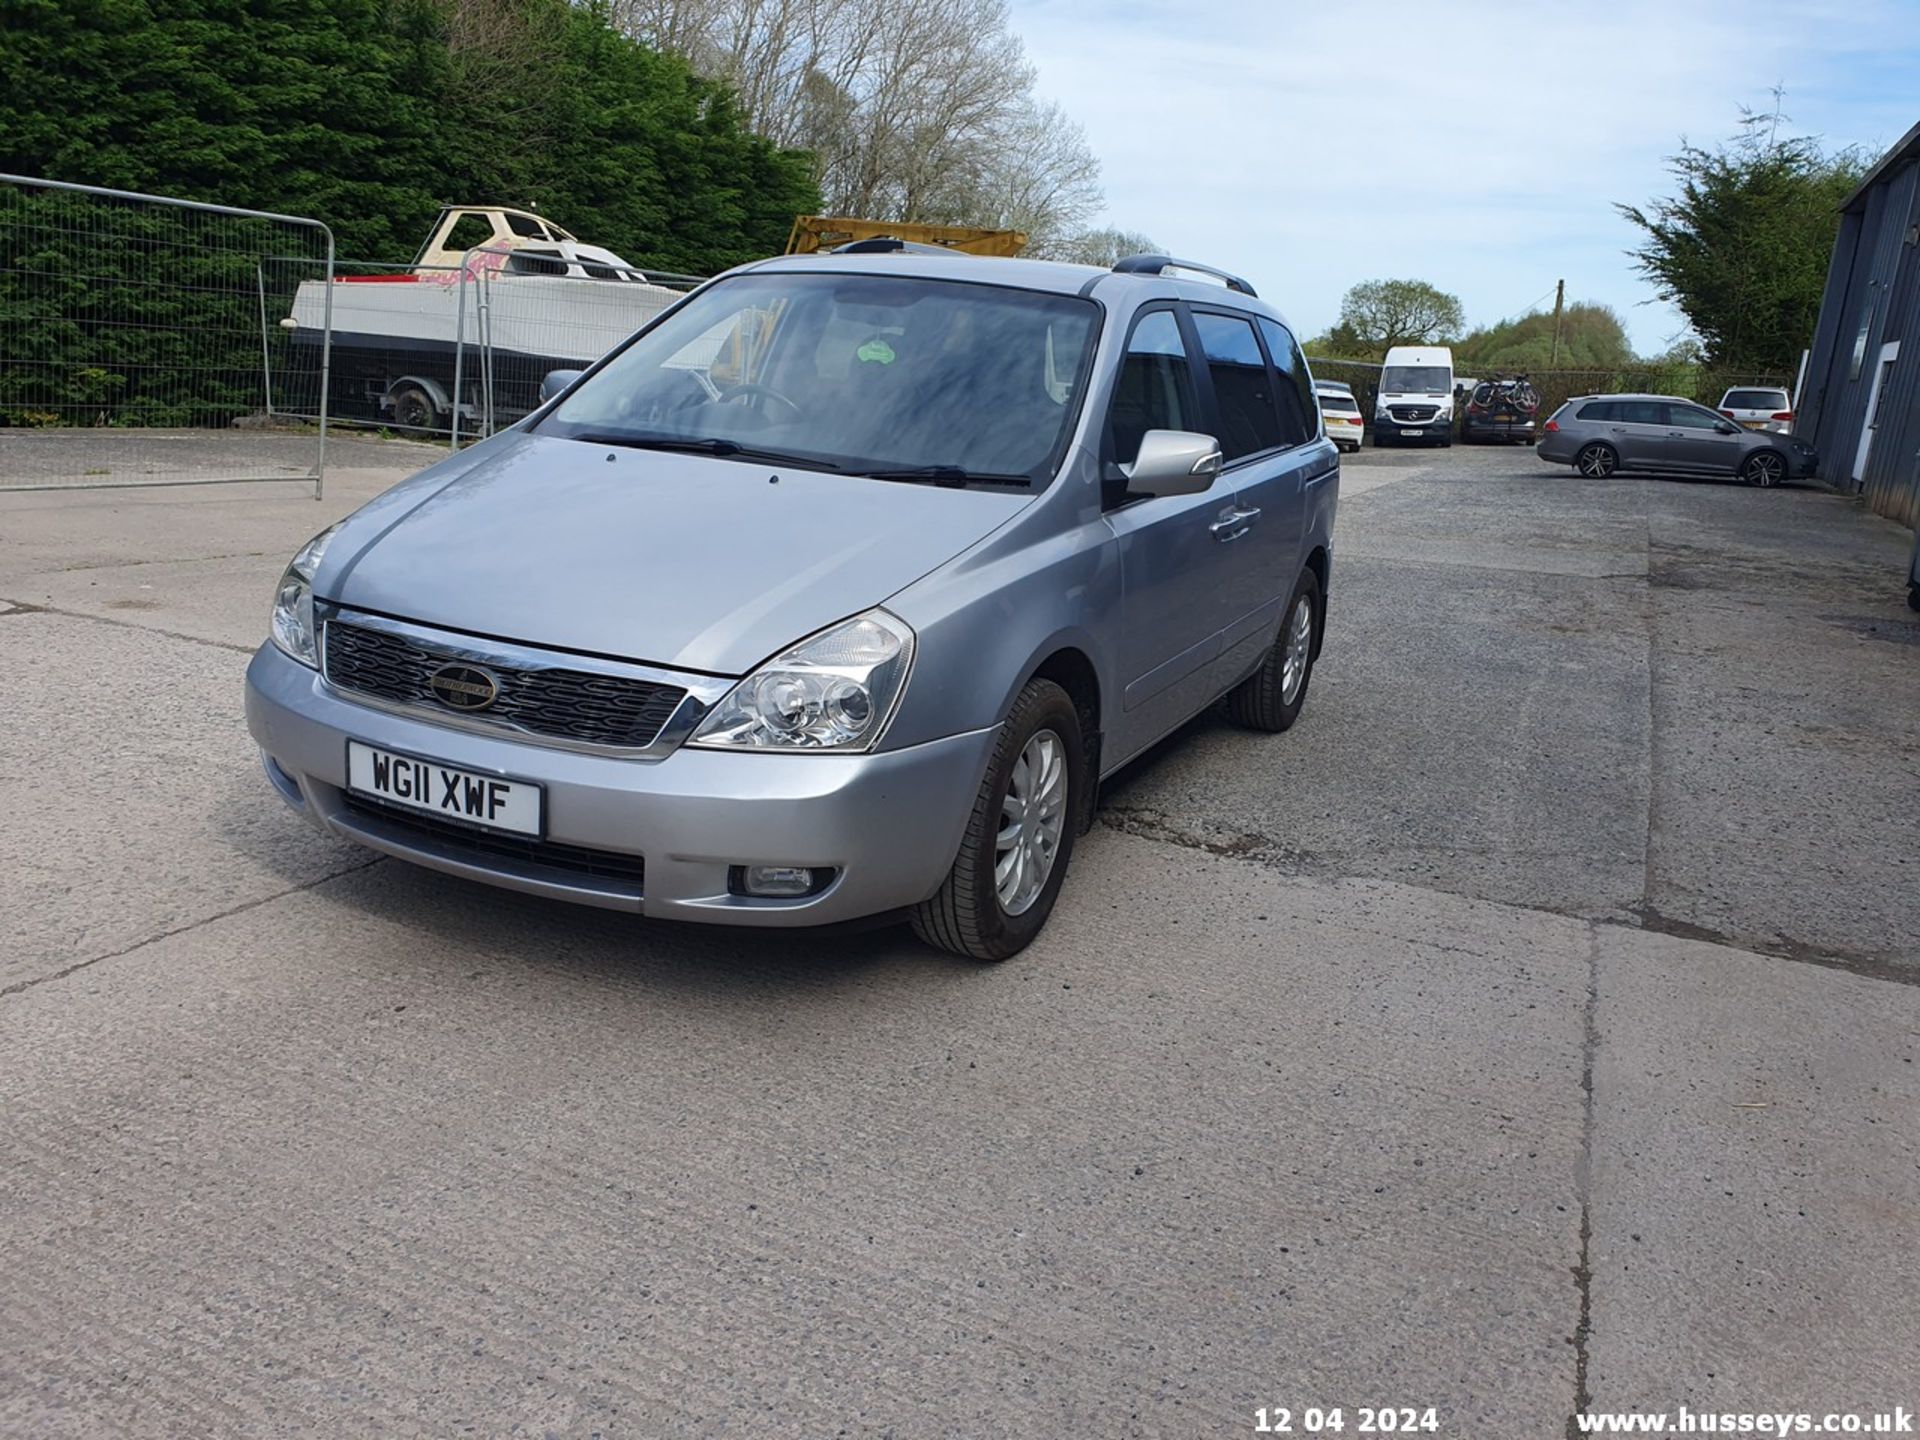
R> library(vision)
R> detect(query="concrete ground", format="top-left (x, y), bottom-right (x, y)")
top-left (1, 435), bottom-right (1916, 1437)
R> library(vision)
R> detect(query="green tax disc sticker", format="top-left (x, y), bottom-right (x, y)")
top-left (856, 338), bottom-right (896, 365)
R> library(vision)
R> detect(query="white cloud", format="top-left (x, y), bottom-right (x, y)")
top-left (1007, 0), bottom-right (1919, 355)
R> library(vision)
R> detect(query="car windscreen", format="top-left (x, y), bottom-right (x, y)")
top-left (1382, 365), bottom-right (1450, 393)
top-left (1723, 390), bottom-right (1788, 410)
top-left (539, 272), bottom-right (1100, 484)
top-left (1316, 391), bottom-right (1358, 411)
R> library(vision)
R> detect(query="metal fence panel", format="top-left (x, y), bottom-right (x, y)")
top-left (265, 256), bottom-right (469, 440)
top-left (0, 174), bottom-right (333, 495)
top-left (455, 246), bottom-right (700, 444)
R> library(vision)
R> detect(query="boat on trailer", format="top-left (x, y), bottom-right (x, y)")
top-left (285, 207), bottom-right (686, 433)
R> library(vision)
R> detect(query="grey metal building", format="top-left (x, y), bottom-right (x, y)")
top-left (1801, 119), bottom-right (1920, 528)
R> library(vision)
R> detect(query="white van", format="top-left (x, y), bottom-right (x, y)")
top-left (1373, 345), bottom-right (1455, 447)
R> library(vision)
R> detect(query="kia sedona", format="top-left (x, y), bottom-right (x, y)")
top-left (246, 248), bottom-right (1340, 960)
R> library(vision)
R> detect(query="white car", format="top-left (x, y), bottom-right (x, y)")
top-left (1314, 382), bottom-right (1365, 453)
top-left (1717, 386), bottom-right (1794, 434)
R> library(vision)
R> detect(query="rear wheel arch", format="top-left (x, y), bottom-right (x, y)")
top-left (1302, 545), bottom-right (1331, 659)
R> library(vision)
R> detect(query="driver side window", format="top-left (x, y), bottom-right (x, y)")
top-left (1106, 310), bottom-right (1198, 468)
top-left (1663, 404), bottom-right (1721, 430)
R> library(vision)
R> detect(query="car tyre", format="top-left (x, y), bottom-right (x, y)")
top-left (1908, 583), bottom-right (1920, 614)
top-left (1740, 449), bottom-right (1786, 488)
top-left (910, 678), bottom-right (1082, 962)
top-left (1226, 568), bottom-right (1322, 734)
top-left (1575, 442), bottom-right (1618, 478)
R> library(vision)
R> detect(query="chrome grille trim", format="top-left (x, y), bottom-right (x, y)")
top-left (318, 606), bottom-right (733, 761)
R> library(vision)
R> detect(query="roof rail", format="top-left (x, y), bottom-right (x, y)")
top-left (1113, 254), bottom-right (1257, 297)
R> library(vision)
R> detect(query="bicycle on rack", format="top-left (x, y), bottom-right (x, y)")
top-left (1460, 375), bottom-right (1541, 444)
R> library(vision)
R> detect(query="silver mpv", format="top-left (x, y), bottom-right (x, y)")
top-left (246, 250), bottom-right (1340, 959)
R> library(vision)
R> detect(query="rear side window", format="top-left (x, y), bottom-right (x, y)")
top-left (1258, 318), bottom-right (1318, 447)
top-left (1619, 400), bottom-right (1665, 425)
top-left (1192, 313), bottom-right (1284, 460)
top-left (1106, 310), bottom-right (1199, 467)
top-left (1578, 401), bottom-right (1617, 422)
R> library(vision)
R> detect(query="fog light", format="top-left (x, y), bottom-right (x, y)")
top-left (739, 864), bottom-right (818, 898)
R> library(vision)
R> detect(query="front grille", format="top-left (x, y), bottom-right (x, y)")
top-left (1389, 404), bottom-right (1439, 423)
top-left (324, 621), bottom-right (685, 750)
top-left (342, 794), bottom-right (646, 886)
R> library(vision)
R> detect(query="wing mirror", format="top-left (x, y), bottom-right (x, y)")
top-left (1714, 419), bottom-right (1740, 435)
top-left (540, 369), bottom-right (585, 404)
top-left (1125, 429), bottom-right (1223, 498)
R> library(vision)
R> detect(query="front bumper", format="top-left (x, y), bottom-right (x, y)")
top-left (1373, 413), bottom-right (1452, 440)
top-left (245, 643), bottom-right (997, 925)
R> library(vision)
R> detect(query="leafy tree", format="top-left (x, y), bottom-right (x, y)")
top-left (0, 0), bottom-right (817, 272)
top-left (0, 0), bottom-right (818, 423)
top-left (1333, 278), bottom-right (1464, 352)
top-left (1619, 117), bottom-right (1864, 372)
top-left (1457, 302), bottom-right (1634, 372)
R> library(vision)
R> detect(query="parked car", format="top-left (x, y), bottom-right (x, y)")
top-left (1372, 345), bottom-right (1454, 446)
top-left (1460, 377), bottom-right (1540, 444)
top-left (1315, 380), bottom-right (1365, 452)
top-left (246, 249), bottom-right (1341, 961)
top-left (1536, 393), bottom-right (1818, 486)
top-left (1717, 385), bottom-right (1795, 434)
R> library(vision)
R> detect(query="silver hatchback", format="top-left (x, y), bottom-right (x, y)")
top-left (246, 250), bottom-right (1341, 960)
top-left (1536, 393), bottom-right (1818, 487)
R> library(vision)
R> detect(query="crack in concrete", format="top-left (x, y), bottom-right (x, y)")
top-left (1565, 922), bottom-right (1600, 1439)
top-left (0, 594), bottom-right (256, 654)
top-left (1101, 810), bottom-right (1920, 986)
top-left (0, 855), bottom-right (386, 1001)
top-left (54, 548), bottom-right (275, 574)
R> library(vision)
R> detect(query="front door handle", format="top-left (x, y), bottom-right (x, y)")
top-left (1209, 505), bottom-right (1259, 542)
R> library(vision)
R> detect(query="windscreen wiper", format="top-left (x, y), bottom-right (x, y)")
top-left (568, 433), bottom-right (842, 471)
top-left (865, 465), bottom-right (1033, 489)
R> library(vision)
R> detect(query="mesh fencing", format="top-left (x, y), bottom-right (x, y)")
top-left (0, 174), bottom-right (333, 494)
top-left (454, 246), bottom-right (701, 442)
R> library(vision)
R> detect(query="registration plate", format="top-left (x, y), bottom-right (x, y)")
top-left (346, 741), bottom-right (543, 836)
top-left (1402, 428), bottom-right (1424, 437)
top-left (1740, 420), bottom-right (1770, 430)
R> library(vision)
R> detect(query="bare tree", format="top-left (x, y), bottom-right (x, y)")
top-left (1043, 225), bottom-right (1160, 267)
top-left (618, 0), bottom-right (1111, 246)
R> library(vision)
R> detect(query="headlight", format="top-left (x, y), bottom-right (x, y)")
top-left (269, 525), bottom-right (337, 668)
top-left (690, 610), bottom-right (914, 752)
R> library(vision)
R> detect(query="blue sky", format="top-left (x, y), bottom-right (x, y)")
top-left (1007, 0), bottom-right (1920, 356)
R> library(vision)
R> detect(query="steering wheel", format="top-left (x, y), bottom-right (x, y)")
top-left (714, 381), bottom-right (802, 421)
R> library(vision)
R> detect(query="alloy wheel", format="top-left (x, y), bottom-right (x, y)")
top-left (1577, 444), bottom-right (1616, 478)
top-left (1280, 594), bottom-right (1314, 705)
top-left (995, 728), bottom-right (1068, 916)
top-left (1745, 451), bottom-right (1785, 487)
